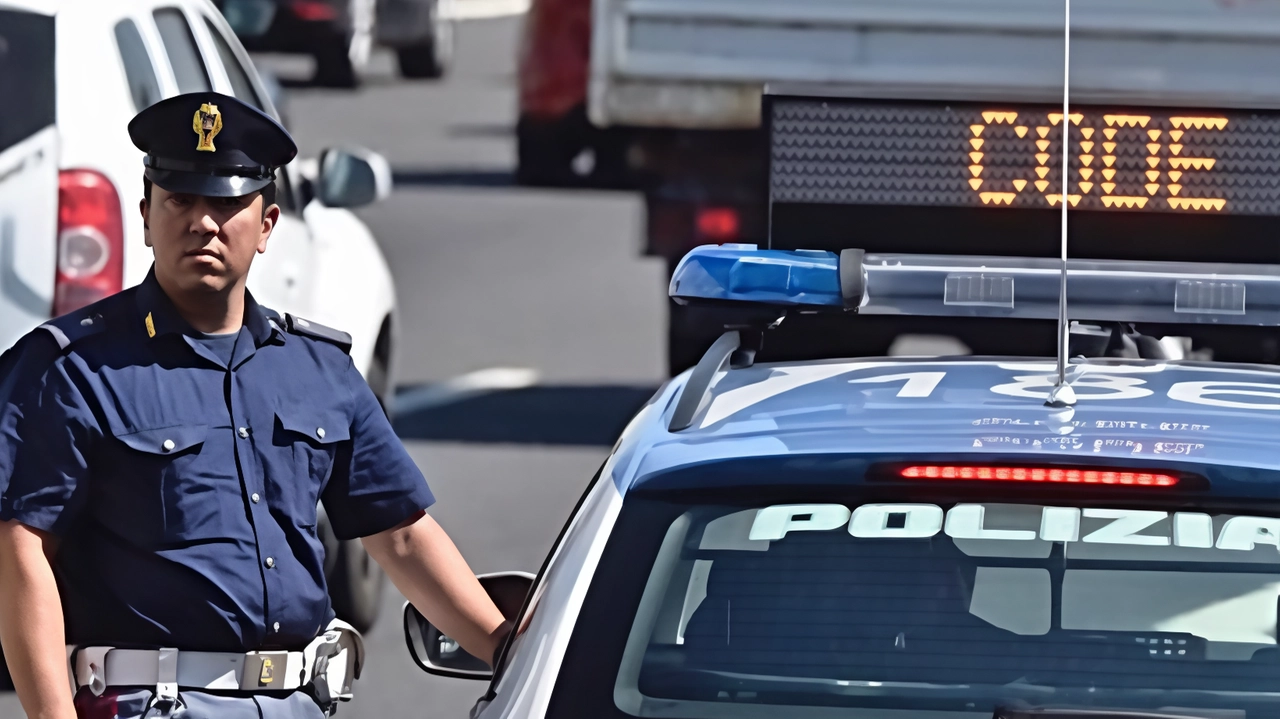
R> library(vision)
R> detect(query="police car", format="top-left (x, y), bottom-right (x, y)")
top-left (0, 0), bottom-right (397, 631)
top-left (402, 92), bottom-right (1280, 718)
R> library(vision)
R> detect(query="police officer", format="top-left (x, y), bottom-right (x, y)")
top-left (0, 93), bottom-right (511, 719)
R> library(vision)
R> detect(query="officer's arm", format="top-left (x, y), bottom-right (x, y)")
top-left (362, 511), bottom-right (511, 666)
top-left (0, 521), bottom-right (74, 719)
top-left (325, 355), bottom-right (511, 665)
top-left (0, 354), bottom-right (97, 719)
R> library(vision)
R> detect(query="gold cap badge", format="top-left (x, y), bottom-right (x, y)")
top-left (193, 103), bottom-right (223, 152)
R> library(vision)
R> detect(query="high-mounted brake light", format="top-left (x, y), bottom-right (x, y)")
top-left (55, 170), bottom-right (124, 317)
top-left (290, 0), bottom-right (338, 21)
top-left (900, 465), bottom-right (1179, 487)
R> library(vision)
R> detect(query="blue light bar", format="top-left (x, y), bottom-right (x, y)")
top-left (669, 244), bottom-right (1280, 326)
top-left (667, 244), bottom-right (843, 307)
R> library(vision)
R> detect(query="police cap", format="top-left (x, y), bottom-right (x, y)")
top-left (128, 92), bottom-right (297, 198)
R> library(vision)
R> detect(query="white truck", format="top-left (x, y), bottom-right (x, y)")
top-left (583, 0), bottom-right (1280, 371)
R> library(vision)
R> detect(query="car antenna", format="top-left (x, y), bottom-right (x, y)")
top-left (1046, 0), bottom-right (1077, 408)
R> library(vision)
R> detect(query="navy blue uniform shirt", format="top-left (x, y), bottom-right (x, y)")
top-left (0, 269), bottom-right (433, 652)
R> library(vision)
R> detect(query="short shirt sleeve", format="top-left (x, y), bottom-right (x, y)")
top-left (0, 334), bottom-right (62, 495)
top-left (321, 358), bottom-right (434, 540)
top-left (0, 354), bottom-right (101, 535)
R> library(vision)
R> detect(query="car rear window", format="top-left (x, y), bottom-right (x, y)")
top-left (114, 19), bottom-right (162, 112)
top-left (0, 9), bottom-right (55, 154)
top-left (551, 492), bottom-right (1280, 718)
top-left (153, 8), bottom-right (211, 93)
top-left (203, 17), bottom-right (262, 110)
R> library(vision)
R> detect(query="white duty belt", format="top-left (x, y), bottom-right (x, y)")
top-left (68, 619), bottom-right (364, 707)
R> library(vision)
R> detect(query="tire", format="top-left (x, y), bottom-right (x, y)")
top-left (312, 0), bottom-right (375, 88)
top-left (366, 321), bottom-right (394, 418)
top-left (396, 40), bottom-right (445, 79)
top-left (327, 537), bottom-right (387, 633)
top-left (516, 105), bottom-right (637, 188)
top-left (517, 103), bottom-right (608, 187)
top-left (516, 114), bottom-right (578, 187)
top-left (313, 38), bottom-right (359, 88)
top-left (590, 126), bottom-right (634, 189)
top-left (365, 352), bottom-right (391, 417)
top-left (396, 5), bottom-right (452, 79)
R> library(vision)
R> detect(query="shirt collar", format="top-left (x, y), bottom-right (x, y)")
top-left (134, 266), bottom-right (281, 347)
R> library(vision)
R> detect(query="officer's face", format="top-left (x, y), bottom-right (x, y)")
top-left (141, 186), bottom-right (280, 294)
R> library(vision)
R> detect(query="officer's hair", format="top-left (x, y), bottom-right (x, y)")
top-left (143, 177), bottom-right (277, 217)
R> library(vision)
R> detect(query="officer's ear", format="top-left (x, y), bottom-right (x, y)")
top-left (140, 198), bottom-right (152, 247)
top-left (256, 200), bottom-right (280, 255)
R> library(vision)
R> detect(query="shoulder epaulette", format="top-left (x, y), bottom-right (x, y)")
top-left (285, 314), bottom-right (352, 355)
top-left (262, 307), bottom-right (285, 333)
top-left (37, 309), bottom-right (107, 352)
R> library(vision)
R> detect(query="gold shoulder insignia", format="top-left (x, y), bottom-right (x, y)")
top-left (193, 103), bottom-right (223, 152)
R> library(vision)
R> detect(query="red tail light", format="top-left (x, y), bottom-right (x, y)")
top-left (55, 170), bottom-right (124, 316)
top-left (291, 0), bottom-right (338, 21)
top-left (900, 465), bottom-right (1179, 487)
top-left (695, 207), bottom-right (740, 242)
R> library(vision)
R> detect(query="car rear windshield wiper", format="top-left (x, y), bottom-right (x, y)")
top-left (995, 708), bottom-right (1232, 719)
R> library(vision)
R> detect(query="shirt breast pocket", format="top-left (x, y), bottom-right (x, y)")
top-left (108, 424), bottom-right (220, 544)
top-left (271, 410), bottom-right (350, 523)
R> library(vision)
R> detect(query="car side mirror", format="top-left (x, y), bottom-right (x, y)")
top-left (403, 571), bottom-right (534, 681)
top-left (316, 147), bottom-right (393, 208)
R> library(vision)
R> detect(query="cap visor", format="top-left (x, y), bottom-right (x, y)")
top-left (145, 168), bottom-right (272, 198)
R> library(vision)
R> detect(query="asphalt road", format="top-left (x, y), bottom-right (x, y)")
top-left (0, 14), bottom-right (666, 719)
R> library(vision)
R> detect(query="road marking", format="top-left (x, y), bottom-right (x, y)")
top-left (394, 367), bottom-right (540, 414)
top-left (441, 0), bottom-right (531, 20)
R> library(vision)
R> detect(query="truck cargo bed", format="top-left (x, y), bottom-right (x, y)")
top-left (591, 0), bottom-right (1280, 128)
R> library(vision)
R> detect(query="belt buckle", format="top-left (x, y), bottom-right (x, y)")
top-left (241, 651), bottom-right (291, 691)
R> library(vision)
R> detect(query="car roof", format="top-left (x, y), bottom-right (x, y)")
top-left (621, 356), bottom-right (1280, 493)
top-left (7, 0), bottom-right (190, 13)
top-left (0, 0), bottom-right (51, 13)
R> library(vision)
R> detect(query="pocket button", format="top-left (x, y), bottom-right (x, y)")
top-left (162, 439), bottom-right (175, 452)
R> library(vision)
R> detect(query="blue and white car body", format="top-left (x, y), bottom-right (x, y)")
top-left (407, 244), bottom-right (1280, 719)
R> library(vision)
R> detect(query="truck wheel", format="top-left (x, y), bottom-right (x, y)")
top-left (312, 0), bottom-right (373, 88)
top-left (589, 126), bottom-right (634, 189)
top-left (396, 3), bottom-right (452, 78)
top-left (328, 538), bottom-right (387, 633)
top-left (396, 43), bottom-right (444, 79)
top-left (516, 115), bottom-right (575, 186)
top-left (517, 103), bottom-right (608, 187)
top-left (313, 40), bottom-right (359, 88)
